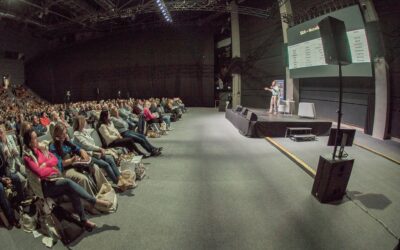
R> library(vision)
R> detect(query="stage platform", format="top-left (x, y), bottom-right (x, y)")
top-left (226, 108), bottom-right (332, 138)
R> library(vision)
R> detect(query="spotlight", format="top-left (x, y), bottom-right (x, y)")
top-left (154, 0), bottom-right (173, 23)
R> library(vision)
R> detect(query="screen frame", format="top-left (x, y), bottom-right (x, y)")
top-left (287, 5), bottom-right (373, 78)
top-left (327, 128), bottom-right (356, 146)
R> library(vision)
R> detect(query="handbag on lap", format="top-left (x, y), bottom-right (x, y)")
top-left (70, 157), bottom-right (98, 193)
top-left (104, 148), bottom-right (120, 161)
top-left (71, 156), bottom-right (93, 168)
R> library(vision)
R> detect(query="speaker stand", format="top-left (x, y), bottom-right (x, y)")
top-left (332, 61), bottom-right (343, 160)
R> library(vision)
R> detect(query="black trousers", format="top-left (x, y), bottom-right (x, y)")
top-left (108, 138), bottom-right (145, 155)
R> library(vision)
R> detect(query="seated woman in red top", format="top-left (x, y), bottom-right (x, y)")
top-left (143, 100), bottom-right (172, 131)
top-left (23, 129), bottom-right (111, 231)
top-left (39, 111), bottom-right (51, 127)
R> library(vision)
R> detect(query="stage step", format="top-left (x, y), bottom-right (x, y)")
top-left (285, 127), bottom-right (312, 138)
top-left (290, 134), bottom-right (316, 141)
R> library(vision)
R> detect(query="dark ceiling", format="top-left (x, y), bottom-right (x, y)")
top-left (0, 0), bottom-right (282, 39)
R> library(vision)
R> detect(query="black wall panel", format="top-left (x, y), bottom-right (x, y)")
top-left (239, 4), bottom-right (285, 109)
top-left (299, 77), bottom-right (374, 127)
top-left (25, 27), bottom-right (214, 106)
top-left (374, 0), bottom-right (400, 138)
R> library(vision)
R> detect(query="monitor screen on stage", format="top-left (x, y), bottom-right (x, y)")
top-left (287, 5), bottom-right (372, 78)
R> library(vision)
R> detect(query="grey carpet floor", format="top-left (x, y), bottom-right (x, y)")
top-left (0, 108), bottom-right (398, 250)
top-left (273, 136), bottom-right (400, 247)
top-left (354, 131), bottom-right (400, 163)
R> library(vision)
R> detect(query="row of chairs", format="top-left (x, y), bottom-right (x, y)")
top-left (1, 114), bottom-right (152, 228)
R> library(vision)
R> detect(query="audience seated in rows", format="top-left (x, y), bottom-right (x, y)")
top-left (0, 92), bottom-right (187, 239)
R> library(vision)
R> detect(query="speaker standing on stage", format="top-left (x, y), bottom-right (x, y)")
top-left (264, 80), bottom-right (280, 114)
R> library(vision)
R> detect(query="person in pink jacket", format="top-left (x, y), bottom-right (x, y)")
top-left (143, 100), bottom-right (172, 130)
top-left (23, 129), bottom-right (111, 231)
top-left (143, 103), bottom-right (160, 123)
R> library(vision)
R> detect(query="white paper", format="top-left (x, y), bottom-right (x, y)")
top-left (42, 236), bottom-right (55, 248)
top-left (32, 230), bottom-right (42, 238)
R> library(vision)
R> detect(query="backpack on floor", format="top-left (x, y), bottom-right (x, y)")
top-left (47, 205), bottom-right (85, 245)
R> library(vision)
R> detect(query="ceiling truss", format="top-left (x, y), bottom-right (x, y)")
top-left (0, 0), bottom-right (288, 37)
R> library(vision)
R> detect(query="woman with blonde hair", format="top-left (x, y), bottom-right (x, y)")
top-left (49, 123), bottom-right (109, 197)
top-left (143, 100), bottom-right (171, 129)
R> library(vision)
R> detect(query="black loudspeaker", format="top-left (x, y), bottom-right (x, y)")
top-left (318, 16), bottom-right (352, 65)
top-left (235, 105), bottom-right (243, 112)
top-left (246, 111), bottom-right (257, 121)
top-left (312, 155), bottom-right (354, 203)
top-left (240, 108), bottom-right (248, 117)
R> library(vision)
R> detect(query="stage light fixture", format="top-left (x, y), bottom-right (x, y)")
top-left (154, 0), bottom-right (172, 23)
